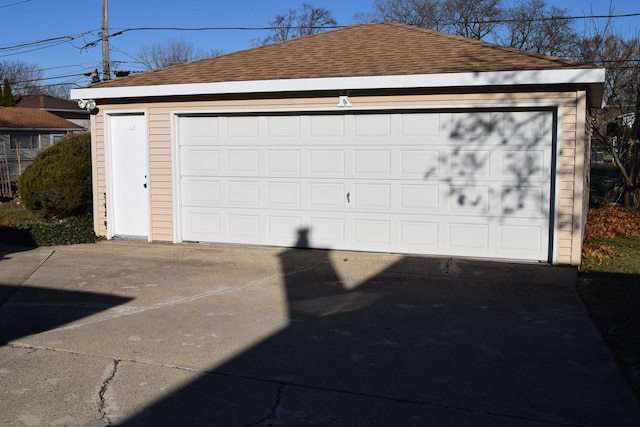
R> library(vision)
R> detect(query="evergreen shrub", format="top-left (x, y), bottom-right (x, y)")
top-left (18, 133), bottom-right (92, 218)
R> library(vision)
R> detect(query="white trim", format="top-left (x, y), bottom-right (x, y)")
top-left (171, 113), bottom-right (181, 244)
top-left (71, 68), bottom-right (605, 104)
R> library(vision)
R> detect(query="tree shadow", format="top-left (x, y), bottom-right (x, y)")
top-left (0, 284), bottom-right (133, 345)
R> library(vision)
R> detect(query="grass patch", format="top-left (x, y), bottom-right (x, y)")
top-left (579, 235), bottom-right (640, 399)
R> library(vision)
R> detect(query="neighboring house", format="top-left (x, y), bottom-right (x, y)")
top-left (70, 23), bottom-right (605, 265)
top-left (0, 107), bottom-right (82, 191)
top-left (14, 94), bottom-right (90, 131)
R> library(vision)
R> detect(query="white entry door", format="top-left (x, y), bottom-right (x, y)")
top-left (177, 110), bottom-right (554, 262)
top-left (108, 114), bottom-right (149, 238)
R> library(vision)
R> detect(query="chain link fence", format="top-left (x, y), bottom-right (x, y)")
top-left (590, 143), bottom-right (638, 208)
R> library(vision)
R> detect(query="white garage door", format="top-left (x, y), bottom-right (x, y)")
top-left (177, 110), bottom-right (554, 261)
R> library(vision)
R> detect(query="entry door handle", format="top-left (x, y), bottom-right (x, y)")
top-left (346, 192), bottom-right (350, 203)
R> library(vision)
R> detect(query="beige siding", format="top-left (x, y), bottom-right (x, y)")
top-left (91, 90), bottom-right (589, 265)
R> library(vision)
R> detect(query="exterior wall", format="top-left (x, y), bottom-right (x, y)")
top-left (91, 90), bottom-right (589, 265)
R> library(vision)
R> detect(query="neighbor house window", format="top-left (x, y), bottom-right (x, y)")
top-left (10, 134), bottom-right (40, 150)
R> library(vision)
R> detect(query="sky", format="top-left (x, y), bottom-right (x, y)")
top-left (1, 0), bottom-right (639, 93)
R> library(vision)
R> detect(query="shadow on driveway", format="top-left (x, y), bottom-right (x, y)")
top-left (119, 244), bottom-right (638, 426)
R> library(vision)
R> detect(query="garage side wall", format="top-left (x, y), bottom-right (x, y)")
top-left (91, 91), bottom-right (588, 265)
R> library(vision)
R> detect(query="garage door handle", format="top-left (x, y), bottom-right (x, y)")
top-left (346, 192), bottom-right (350, 203)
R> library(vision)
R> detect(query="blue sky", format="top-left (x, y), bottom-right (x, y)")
top-left (1, 0), bottom-right (639, 92)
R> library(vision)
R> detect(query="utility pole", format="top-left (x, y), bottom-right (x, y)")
top-left (102, 0), bottom-right (111, 80)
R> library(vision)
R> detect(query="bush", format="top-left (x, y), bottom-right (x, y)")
top-left (17, 133), bottom-right (92, 218)
top-left (27, 216), bottom-right (96, 245)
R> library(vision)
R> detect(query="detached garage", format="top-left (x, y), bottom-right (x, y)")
top-left (71, 23), bottom-right (604, 265)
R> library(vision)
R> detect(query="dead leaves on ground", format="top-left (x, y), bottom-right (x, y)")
top-left (583, 206), bottom-right (640, 266)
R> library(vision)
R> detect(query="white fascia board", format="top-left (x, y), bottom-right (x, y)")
top-left (70, 68), bottom-right (605, 102)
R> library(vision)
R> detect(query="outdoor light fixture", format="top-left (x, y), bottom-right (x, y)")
top-left (77, 99), bottom-right (97, 111)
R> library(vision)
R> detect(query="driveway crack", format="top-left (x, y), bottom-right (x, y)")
top-left (97, 359), bottom-right (119, 425)
top-left (251, 383), bottom-right (286, 426)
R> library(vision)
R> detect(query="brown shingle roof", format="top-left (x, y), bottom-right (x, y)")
top-left (14, 94), bottom-right (84, 111)
top-left (0, 107), bottom-right (82, 129)
top-left (90, 22), bottom-right (594, 89)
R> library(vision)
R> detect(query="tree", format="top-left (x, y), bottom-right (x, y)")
top-left (359, 0), bottom-right (500, 40)
top-left (0, 60), bottom-right (44, 95)
top-left (355, 0), bottom-right (444, 30)
top-left (579, 29), bottom-right (640, 207)
top-left (2, 78), bottom-right (14, 106)
top-left (498, 0), bottom-right (578, 57)
top-left (137, 38), bottom-right (222, 71)
top-left (258, 3), bottom-right (338, 45)
top-left (441, 0), bottom-right (502, 40)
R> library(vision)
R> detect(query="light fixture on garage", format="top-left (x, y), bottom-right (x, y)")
top-left (77, 99), bottom-right (97, 111)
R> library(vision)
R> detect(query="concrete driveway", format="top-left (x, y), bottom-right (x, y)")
top-left (1, 241), bottom-right (638, 426)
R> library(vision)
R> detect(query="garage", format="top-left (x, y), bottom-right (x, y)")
top-left (177, 109), bottom-right (553, 261)
top-left (70, 22), bottom-right (605, 265)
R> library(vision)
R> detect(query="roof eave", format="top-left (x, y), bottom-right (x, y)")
top-left (71, 68), bottom-right (606, 108)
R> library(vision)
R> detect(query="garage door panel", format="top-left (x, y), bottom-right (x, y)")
top-left (400, 150), bottom-right (440, 177)
top-left (227, 181), bottom-right (260, 206)
top-left (400, 113), bottom-right (441, 137)
top-left (181, 147), bottom-right (220, 174)
top-left (353, 219), bottom-right (391, 246)
top-left (227, 149), bottom-right (260, 173)
top-left (310, 150), bottom-right (345, 175)
top-left (448, 112), bottom-right (493, 139)
top-left (310, 115), bottom-right (345, 138)
top-left (399, 221), bottom-right (439, 248)
top-left (180, 117), bottom-right (219, 143)
top-left (267, 216), bottom-right (303, 243)
top-left (498, 224), bottom-right (544, 253)
top-left (178, 110), bottom-right (553, 261)
top-left (310, 182), bottom-right (346, 209)
top-left (226, 116), bottom-right (259, 138)
top-left (354, 150), bottom-right (391, 176)
top-left (267, 150), bottom-right (302, 174)
top-left (400, 185), bottom-right (439, 211)
top-left (228, 214), bottom-right (260, 240)
top-left (353, 114), bottom-right (391, 138)
top-left (267, 182), bottom-right (302, 208)
top-left (308, 216), bottom-right (346, 246)
top-left (500, 185), bottom-right (547, 216)
top-left (182, 208), bottom-right (221, 241)
top-left (447, 185), bottom-right (491, 213)
top-left (182, 178), bottom-right (221, 206)
top-left (499, 150), bottom-right (549, 179)
top-left (450, 150), bottom-right (491, 177)
top-left (267, 116), bottom-right (302, 138)
top-left (353, 183), bottom-right (391, 210)
top-left (449, 223), bottom-right (490, 250)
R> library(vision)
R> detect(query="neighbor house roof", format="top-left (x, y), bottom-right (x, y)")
top-left (71, 23), bottom-right (605, 105)
top-left (14, 94), bottom-right (85, 112)
top-left (0, 107), bottom-right (83, 130)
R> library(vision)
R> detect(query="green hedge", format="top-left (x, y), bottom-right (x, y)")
top-left (0, 216), bottom-right (96, 246)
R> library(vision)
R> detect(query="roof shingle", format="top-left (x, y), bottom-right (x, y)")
top-left (0, 107), bottom-right (82, 129)
top-left (89, 23), bottom-right (595, 89)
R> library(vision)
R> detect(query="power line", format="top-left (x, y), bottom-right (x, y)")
top-left (0, 0), bottom-right (31, 9)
